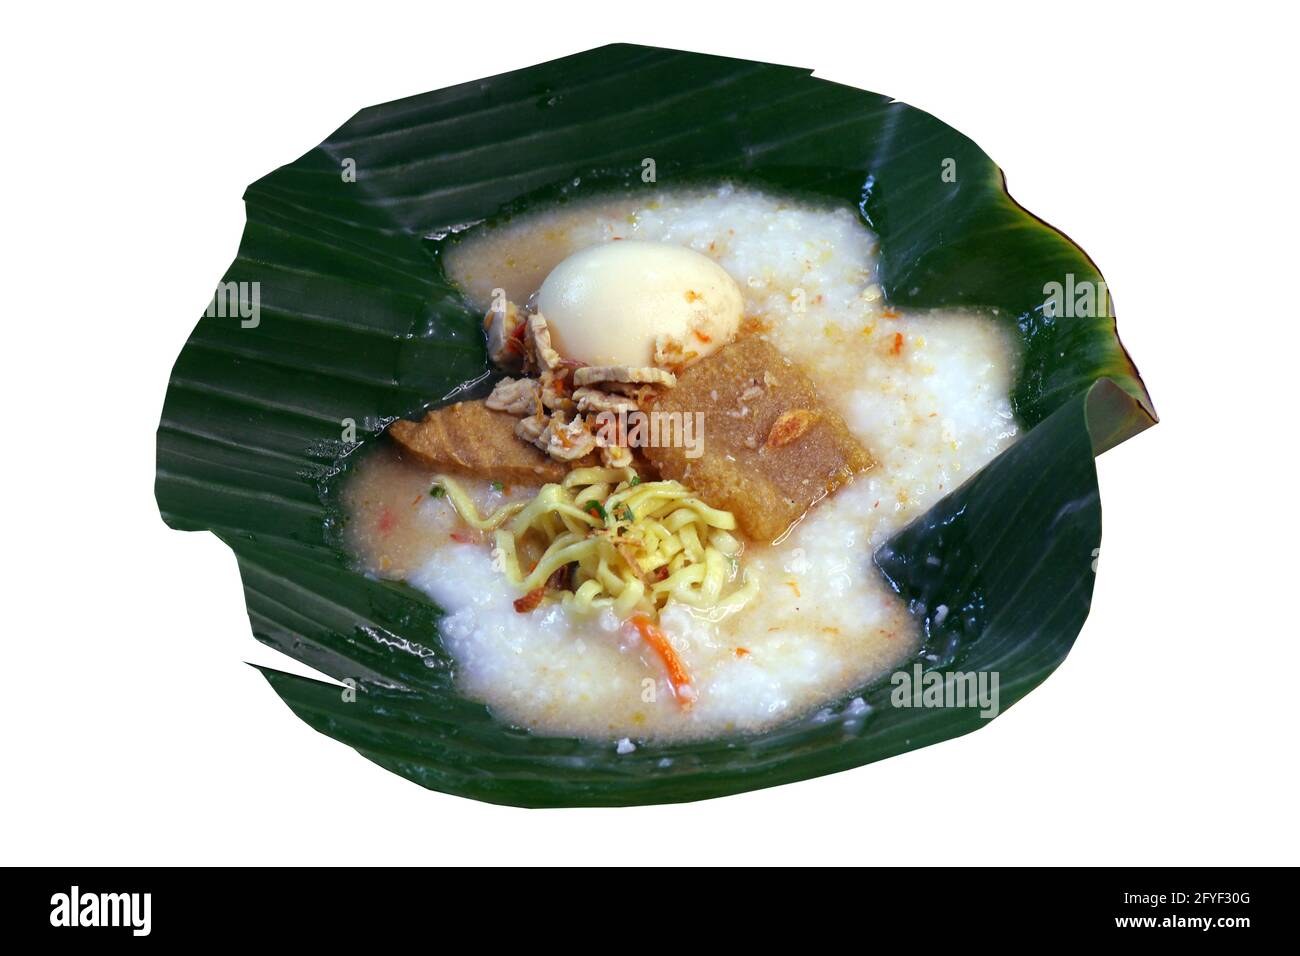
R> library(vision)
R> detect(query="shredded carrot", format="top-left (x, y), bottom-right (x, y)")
top-left (882, 307), bottom-right (900, 319)
top-left (631, 614), bottom-right (693, 707)
top-left (891, 331), bottom-right (904, 355)
top-left (734, 647), bottom-right (750, 658)
top-left (513, 586), bottom-right (545, 613)
top-left (505, 321), bottom-right (527, 354)
top-left (450, 531), bottom-right (472, 544)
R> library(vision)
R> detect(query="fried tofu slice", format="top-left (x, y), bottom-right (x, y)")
top-left (644, 337), bottom-right (873, 542)
top-left (388, 400), bottom-right (589, 485)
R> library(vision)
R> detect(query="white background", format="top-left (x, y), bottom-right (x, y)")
top-left (6, 2), bottom-right (1296, 866)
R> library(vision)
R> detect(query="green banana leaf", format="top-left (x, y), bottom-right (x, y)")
top-left (156, 44), bottom-right (1155, 807)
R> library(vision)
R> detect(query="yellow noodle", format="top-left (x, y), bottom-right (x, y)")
top-left (434, 479), bottom-right (525, 530)
top-left (433, 471), bottom-right (756, 620)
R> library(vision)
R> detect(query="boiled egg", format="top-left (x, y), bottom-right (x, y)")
top-left (537, 240), bottom-right (743, 368)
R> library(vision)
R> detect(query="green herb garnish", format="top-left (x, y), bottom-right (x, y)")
top-left (490, 480), bottom-right (504, 492)
top-left (430, 484), bottom-right (446, 497)
top-left (582, 500), bottom-right (607, 522)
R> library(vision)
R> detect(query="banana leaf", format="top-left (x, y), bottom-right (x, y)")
top-left (156, 44), bottom-right (1155, 807)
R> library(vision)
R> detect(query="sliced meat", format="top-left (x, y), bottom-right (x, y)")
top-left (485, 301), bottom-right (526, 371)
top-left (388, 400), bottom-right (588, 484)
top-left (484, 376), bottom-right (541, 415)
top-left (544, 415), bottom-right (599, 461)
top-left (527, 313), bottom-right (562, 371)
top-left (573, 386), bottom-right (639, 415)
top-left (643, 336), bottom-right (873, 543)
top-left (573, 365), bottom-right (676, 388)
top-left (538, 368), bottom-right (576, 412)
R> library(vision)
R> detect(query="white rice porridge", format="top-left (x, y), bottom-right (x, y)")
top-left (344, 184), bottom-right (1019, 742)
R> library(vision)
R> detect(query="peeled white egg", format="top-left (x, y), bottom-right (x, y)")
top-left (537, 240), bottom-right (743, 368)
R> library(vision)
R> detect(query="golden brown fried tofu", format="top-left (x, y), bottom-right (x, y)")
top-left (388, 400), bottom-right (586, 485)
top-left (644, 337), bottom-right (873, 542)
